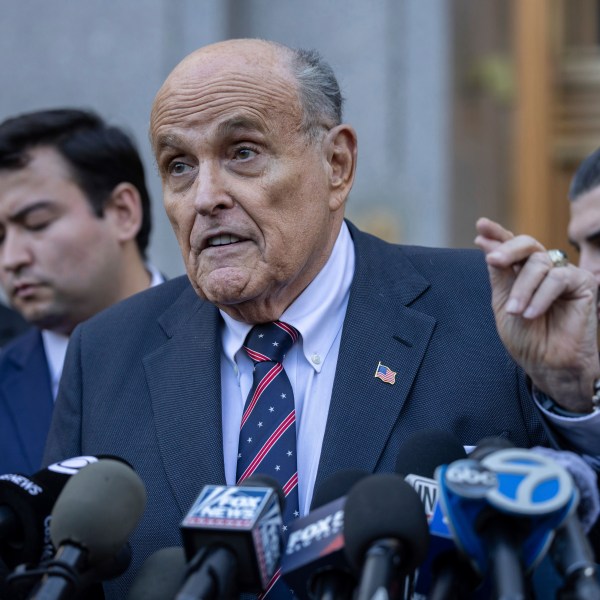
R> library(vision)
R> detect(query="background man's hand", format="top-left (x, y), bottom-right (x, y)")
top-left (475, 217), bottom-right (600, 413)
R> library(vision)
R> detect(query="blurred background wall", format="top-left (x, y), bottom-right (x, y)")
top-left (0, 0), bottom-right (598, 278)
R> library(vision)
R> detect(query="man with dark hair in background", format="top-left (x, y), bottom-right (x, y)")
top-left (44, 40), bottom-right (600, 599)
top-left (0, 108), bottom-right (164, 474)
top-left (566, 147), bottom-right (600, 311)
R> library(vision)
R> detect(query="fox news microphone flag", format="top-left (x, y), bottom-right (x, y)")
top-left (179, 479), bottom-right (283, 597)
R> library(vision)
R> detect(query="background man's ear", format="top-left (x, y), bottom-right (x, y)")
top-left (104, 183), bottom-right (143, 243)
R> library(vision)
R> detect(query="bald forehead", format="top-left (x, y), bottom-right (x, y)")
top-left (188, 39), bottom-right (291, 68)
top-left (149, 39), bottom-right (303, 148)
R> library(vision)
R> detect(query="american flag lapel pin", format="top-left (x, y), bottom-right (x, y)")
top-left (374, 361), bottom-right (396, 385)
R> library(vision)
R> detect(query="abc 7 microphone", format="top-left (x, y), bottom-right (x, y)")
top-left (19, 458), bottom-right (146, 600)
top-left (436, 447), bottom-right (576, 599)
top-left (176, 474), bottom-right (285, 599)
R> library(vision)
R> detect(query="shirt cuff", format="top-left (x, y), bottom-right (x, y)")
top-left (534, 387), bottom-right (600, 458)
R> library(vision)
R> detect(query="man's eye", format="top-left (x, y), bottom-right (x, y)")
top-left (26, 220), bottom-right (50, 231)
top-left (233, 147), bottom-right (257, 160)
top-left (169, 161), bottom-right (192, 175)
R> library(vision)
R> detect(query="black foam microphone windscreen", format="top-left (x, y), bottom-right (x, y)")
top-left (470, 436), bottom-right (515, 461)
top-left (49, 458), bottom-right (147, 564)
top-left (343, 473), bottom-right (429, 600)
top-left (310, 469), bottom-right (369, 510)
top-left (127, 547), bottom-right (187, 600)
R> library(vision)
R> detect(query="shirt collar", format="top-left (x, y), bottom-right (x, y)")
top-left (221, 221), bottom-right (355, 372)
top-left (147, 263), bottom-right (165, 287)
top-left (41, 329), bottom-right (69, 399)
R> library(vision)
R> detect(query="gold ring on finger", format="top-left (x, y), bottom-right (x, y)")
top-left (547, 249), bottom-right (569, 268)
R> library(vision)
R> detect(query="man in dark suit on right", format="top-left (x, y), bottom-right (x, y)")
top-left (44, 39), bottom-right (600, 599)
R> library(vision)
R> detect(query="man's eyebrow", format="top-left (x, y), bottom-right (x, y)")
top-left (153, 133), bottom-right (186, 154)
top-left (153, 117), bottom-right (267, 155)
top-left (216, 116), bottom-right (267, 137)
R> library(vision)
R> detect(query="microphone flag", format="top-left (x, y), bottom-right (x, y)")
top-left (180, 484), bottom-right (282, 592)
top-left (436, 448), bottom-right (576, 576)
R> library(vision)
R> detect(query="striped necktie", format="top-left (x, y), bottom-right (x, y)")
top-left (236, 321), bottom-right (300, 526)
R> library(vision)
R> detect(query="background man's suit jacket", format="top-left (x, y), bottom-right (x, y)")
top-left (0, 328), bottom-right (53, 474)
top-left (43, 222), bottom-right (549, 599)
top-left (0, 304), bottom-right (29, 348)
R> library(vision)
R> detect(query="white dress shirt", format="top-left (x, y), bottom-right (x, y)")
top-left (42, 264), bottom-right (165, 400)
top-left (220, 222), bottom-right (355, 516)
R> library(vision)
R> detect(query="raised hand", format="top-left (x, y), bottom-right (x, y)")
top-left (475, 217), bottom-right (600, 413)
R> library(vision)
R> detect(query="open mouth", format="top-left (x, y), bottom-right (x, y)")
top-left (207, 234), bottom-right (245, 248)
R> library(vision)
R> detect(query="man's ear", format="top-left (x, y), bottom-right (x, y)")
top-left (104, 183), bottom-right (143, 243)
top-left (324, 124), bottom-right (357, 212)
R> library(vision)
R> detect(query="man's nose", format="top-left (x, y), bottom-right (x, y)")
top-left (1, 229), bottom-right (33, 273)
top-left (193, 163), bottom-right (235, 216)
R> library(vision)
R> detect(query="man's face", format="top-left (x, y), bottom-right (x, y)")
top-left (568, 185), bottom-right (600, 320)
top-left (0, 146), bottom-right (123, 334)
top-left (151, 41), bottom-right (350, 323)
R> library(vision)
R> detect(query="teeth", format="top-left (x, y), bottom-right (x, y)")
top-left (208, 234), bottom-right (242, 247)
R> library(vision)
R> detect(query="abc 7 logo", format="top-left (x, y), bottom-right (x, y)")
top-left (445, 449), bottom-right (573, 515)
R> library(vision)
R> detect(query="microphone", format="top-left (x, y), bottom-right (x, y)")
top-left (0, 456), bottom-right (108, 569)
top-left (176, 475), bottom-right (284, 599)
top-left (343, 473), bottom-right (430, 600)
top-left (310, 469), bottom-right (370, 511)
top-left (530, 446), bottom-right (600, 600)
top-left (530, 446), bottom-right (600, 533)
top-left (396, 428), bottom-right (467, 521)
top-left (469, 436), bottom-right (515, 462)
top-left (394, 430), bottom-right (483, 599)
top-left (280, 468), bottom-right (368, 599)
top-left (27, 458), bottom-right (147, 600)
top-left (127, 547), bottom-right (187, 600)
top-left (76, 543), bottom-right (132, 590)
top-left (436, 447), bottom-right (576, 600)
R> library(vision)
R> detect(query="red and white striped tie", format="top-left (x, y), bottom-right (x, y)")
top-left (236, 321), bottom-right (300, 525)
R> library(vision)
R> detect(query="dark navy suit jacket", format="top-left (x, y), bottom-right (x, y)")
top-left (0, 304), bottom-right (29, 348)
top-left (43, 223), bottom-right (549, 598)
top-left (0, 328), bottom-right (53, 475)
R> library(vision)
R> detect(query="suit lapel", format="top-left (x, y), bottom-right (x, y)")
top-left (143, 286), bottom-right (224, 515)
top-left (1, 329), bottom-right (54, 472)
top-left (316, 225), bottom-right (436, 488)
